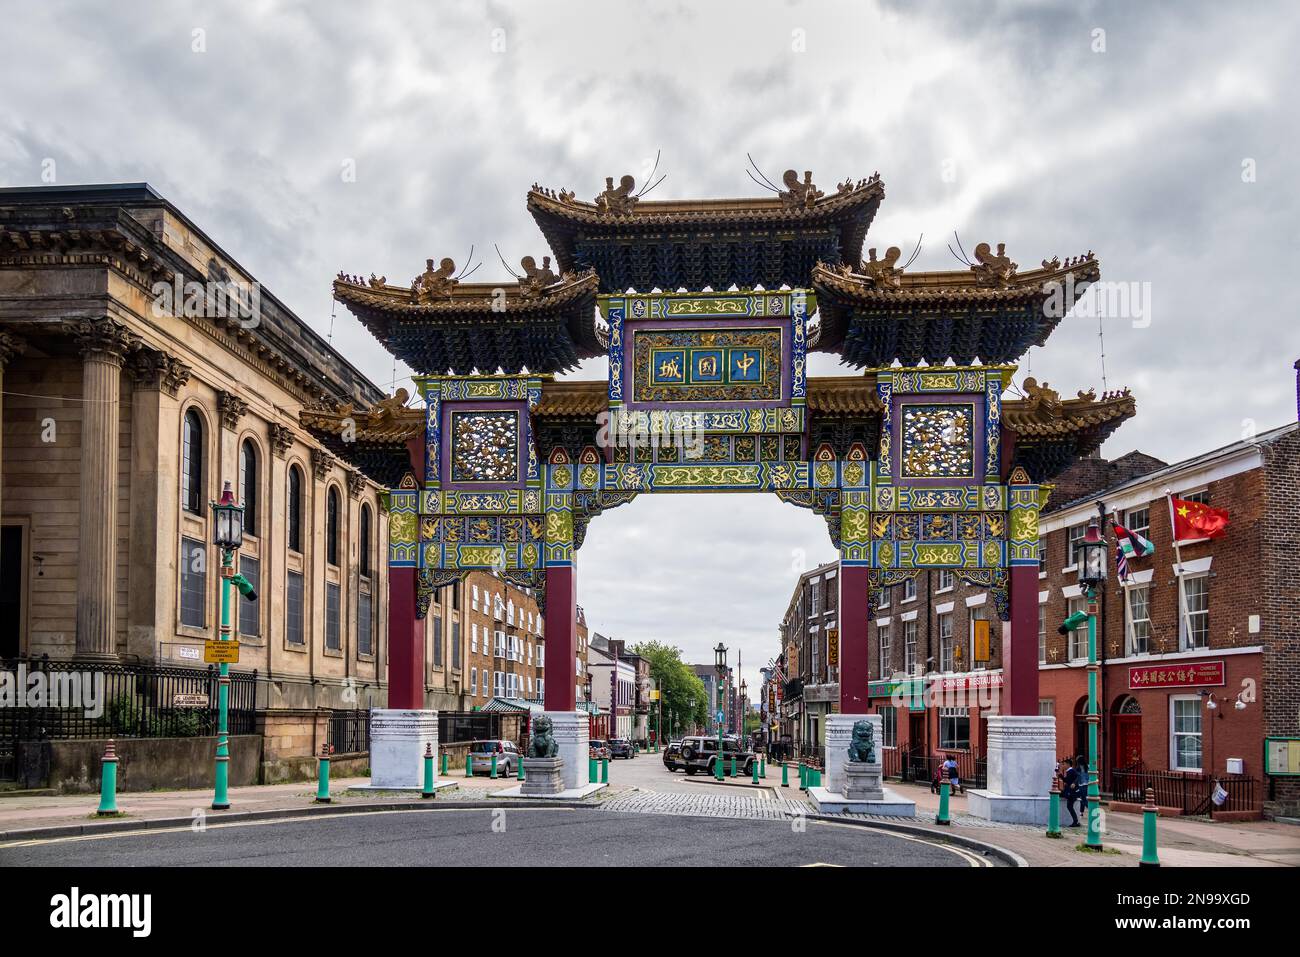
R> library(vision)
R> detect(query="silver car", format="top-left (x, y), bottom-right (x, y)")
top-left (467, 739), bottom-right (519, 776)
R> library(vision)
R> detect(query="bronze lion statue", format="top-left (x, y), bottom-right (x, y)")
top-left (847, 718), bottom-right (876, 763)
top-left (529, 715), bottom-right (559, 758)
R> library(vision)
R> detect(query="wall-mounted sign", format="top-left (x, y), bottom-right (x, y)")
top-left (973, 619), bottom-right (991, 662)
top-left (1128, 660), bottom-right (1224, 690)
top-left (173, 693), bottom-right (209, 708)
top-left (176, 646), bottom-right (201, 661)
top-left (1265, 738), bottom-right (1300, 776)
top-left (935, 672), bottom-right (1003, 692)
top-left (827, 628), bottom-right (839, 666)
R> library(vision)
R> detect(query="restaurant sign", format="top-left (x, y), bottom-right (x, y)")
top-left (1128, 660), bottom-right (1224, 690)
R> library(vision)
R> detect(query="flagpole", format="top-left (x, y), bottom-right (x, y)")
top-left (1165, 488), bottom-right (1194, 648)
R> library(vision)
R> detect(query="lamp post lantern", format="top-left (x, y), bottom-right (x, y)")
top-left (210, 481), bottom-right (246, 811)
top-left (1076, 518), bottom-right (1107, 850)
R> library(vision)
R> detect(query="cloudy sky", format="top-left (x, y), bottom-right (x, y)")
top-left (3, 0), bottom-right (1296, 692)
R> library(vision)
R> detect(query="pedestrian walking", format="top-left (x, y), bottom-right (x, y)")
top-left (942, 753), bottom-right (961, 795)
top-left (1061, 755), bottom-right (1086, 827)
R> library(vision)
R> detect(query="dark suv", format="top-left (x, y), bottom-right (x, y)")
top-left (676, 735), bottom-right (755, 777)
top-left (609, 738), bottom-right (636, 759)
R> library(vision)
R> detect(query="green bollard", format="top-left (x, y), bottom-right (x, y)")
top-left (760, 757), bottom-right (767, 778)
top-left (589, 755), bottom-right (597, 782)
top-left (422, 743), bottom-right (436, 799)
top-left (814, 768), bottom-right (822, 789)
top-left (601, 757), bottom-right (609, 784)
top-left (96, 740), bottom-right (119, 816)
top-left (730, 756), bottom-right (737, 777)
top-left (466, 754), bottom-right (473, 777)
top-left (1140, 787), bottom-right (1161, 868)
top-left (441, 752), bottom-right (449, 776)
top-left (316, 743), bottom-right (332, 803)
top-left (490, 753), bottom-right (498, 779)
top-left (517, 756), bottom-right (525, 781)
top-left (751, 761), bottom-right (759, 784)
top-left (799, 763), bottom-right (807, 789)
top-left (781, 762), bottom-right (789, 787)
top-left (715, 756), bottom-right (724, 781)
top-left (936, 780), bottom-right (952, 825)
top-left (1046, 775), bottom-right (1062, 838)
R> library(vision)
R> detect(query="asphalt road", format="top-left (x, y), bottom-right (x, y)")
top-left (0, 807), bottom-right (983, 867)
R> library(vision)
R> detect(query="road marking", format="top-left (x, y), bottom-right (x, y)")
top-left (810, 820), bottom-right (991, 867)
top-left (0, 806), bottom-right (579, 848)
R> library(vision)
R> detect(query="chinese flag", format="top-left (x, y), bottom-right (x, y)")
top-left (1170, 496), bottom-right (1230, 540)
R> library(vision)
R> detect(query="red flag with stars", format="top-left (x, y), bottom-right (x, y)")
top-left (1170, 496), bottom-right (1230, 540)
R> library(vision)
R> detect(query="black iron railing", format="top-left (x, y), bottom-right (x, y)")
top-left (438, 711), bottom-right (503, 744)
top-left (329, 710), bottom-right (370, 755)
top-left (898, 750), bottom-right (987, 790)
top-left (1109, 767), bottom-right (1259, 816)
top-left (0, 657), bottom-right (259, 780)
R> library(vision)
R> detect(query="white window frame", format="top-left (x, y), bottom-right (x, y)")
top-left (1064, 524), bottom-right (1085, 572)
top-left (1170, 696), bottom-right (1203, 772)
top-left (936, 569), bottom-right (955, 593)
top-left (938, 613), bottom-right (954, 672)
top-left (1067, 596), bottom-right (1088, 662)
top-left (878, 625), bottom-right (891, 678)
top-left (902, 576), bottom-right (917, 603)
top-left (1037, 601), bottom-right (1047, 664)
top-left (1179, 572), bottom-right (1209, 651)
top-left (904, 619), bottom-right (918, 674)
top-left (1125, 505), bottom-right (1151, 540)
top-left (1125, 582), bottom-right (1152, 656)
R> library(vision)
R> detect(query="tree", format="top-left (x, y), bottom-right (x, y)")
top-left (631, 640), bottom-right (708, 739)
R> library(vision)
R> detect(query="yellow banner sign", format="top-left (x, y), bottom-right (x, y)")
top-left (205, 639), bottom-right (240, 664)
top-left (973, 619), bottom-right (991, 662)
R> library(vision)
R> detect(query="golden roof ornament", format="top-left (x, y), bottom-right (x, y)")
top-left (595, 175), bottom-right (638, 215)
top-left (1021, 377), bottom-right (1063, 420)
top-left (371, 388), bottom-right (410, 422)
top-left (861, 246), bottom-right (904, 288)
top-left (517, 255), bottom-right (561, 299)
top-left (970, 242), bottom-right (1018, 287)
top-left (779, 169), bottom-right (823, 209)
top-left (412, 258), bottom-right (458, 302)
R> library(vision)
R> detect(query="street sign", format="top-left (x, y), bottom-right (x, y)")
top-left (973, 619), bottom-right (991, 662)
top-left (827, 628), bottom-right (839, 666)
top-left (204, 639), bottom-right (240, 664)
top-left (175, 645), bottom-right (201, 661)
top-left (173, 693), bottom-right (209, 708)
top-left (715, 709), bottom-right (724, 724)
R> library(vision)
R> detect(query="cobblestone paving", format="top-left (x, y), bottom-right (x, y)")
top-left (598, 788), bottom-right (812, 821)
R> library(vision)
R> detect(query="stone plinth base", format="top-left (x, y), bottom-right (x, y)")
top-left (491, 782), bottom-right (606, 800)
top-left (968, 714), bottom-right (1057, 825)
top-left (842, 761), bottom-right (885, 802)
top-left (967, 790), bottom-right (1050, 824)
top-left (545, 711), bottom-right (589, 791)
top-left (346, 780), bottom-right (458, 795)
top-left (825, 713), bottom-right (880, 796)
top-left (809, 786), bottom-right (916, 817)
top-left (520, 757), bottom-right (565, 796)
top-left (369, 708), bottom-right (438, 790)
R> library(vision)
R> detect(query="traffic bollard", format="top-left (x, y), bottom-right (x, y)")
top-left (601, 757), bottom-right (609, 784)
top-left (799, 763), bottom-right (807, 789)
top-left (936, 781), bottom-right (952, 825)
top-left (1046, 775), bottom-right (1062, 838)
top-left (760, 757), bottom-right (766, 778)
top-left (96, 740), bottom-right (119, 816)
top-left (517, 756), bottom-right (525, 781)
top-left (490, 753), bottom-right (498, 779)
top-left (589, 755), bottom-right (597, 781)
top-left (315, 743), bottom-right (332, 803)
top-left (1140, 787), bottom-right (1161, 868)
top-left (422, 743), bottom-right (436, 799)
top-left (466, 754), bottom-right (473, 777)
top-left (441, 752), bottom-right (448, 776)
top-left (730, 756), bottom-right (737, 777)
top-left (751, 761), bottom-right (759, 784)
top-left (781, 762), bottom-right (789, 787)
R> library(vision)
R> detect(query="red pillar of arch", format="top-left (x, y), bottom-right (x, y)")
top-left (838, 564), bottom-right (871, 714)
top-left (386, 566), bottom-right (424, 710)
top-left (543, 564), bottom-right (578, 712)
top-left (1005, 563), bottom-right (1039, 716)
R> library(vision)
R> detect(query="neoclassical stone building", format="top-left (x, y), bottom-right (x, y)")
top-left (0, 183), bottom-right (390, 710)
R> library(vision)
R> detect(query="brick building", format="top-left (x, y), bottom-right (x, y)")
top-left (862, 421), bottom-right (1300, 816)
top-left (776, 560), bottom-right (839, 757)
top-left (423, 569), bottom-right (547, 710)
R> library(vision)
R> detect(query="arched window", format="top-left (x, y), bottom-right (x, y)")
top-left (326, 487), bottom-right (340, 566)
top-left (181, 409), bottom-right (203, 514)
top-left (287, 465), bottom-right (303, 553)
top-left (239, 439), bottom-right (258, 534)
top-left (359, 504), bottom-right (372, 578)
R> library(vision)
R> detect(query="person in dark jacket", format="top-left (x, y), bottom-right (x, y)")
top-left (1061, 755), bottom-right (1087, 826)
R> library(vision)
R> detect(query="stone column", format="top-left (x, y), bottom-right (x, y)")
top-left (387, 566), bottom-right (422, 709)
top-left (125, 348), bottom-right (191, 661)
top-left (1006, 564), bottom-right (1040, 715)
top-left (0, 329), bottom-right (27, 524)
top-left (74, 318), bottom-right (136, 660)
top-left (837, 564), bottom-right (871, 714)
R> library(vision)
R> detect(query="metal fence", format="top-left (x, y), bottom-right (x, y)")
top-left (1109, 767), bottom-right (1260, 816)
top-left (329, 710), bottom-right (370, 755)
top-left (438, 711), bottom-right (503, 744)
top-left (0, 657), bottom-right (258, 780)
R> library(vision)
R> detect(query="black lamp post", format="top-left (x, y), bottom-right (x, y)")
top-left (714, 643), bottom-right (727, 780)
top-left (1075, 519), bottom-right (1107, 849)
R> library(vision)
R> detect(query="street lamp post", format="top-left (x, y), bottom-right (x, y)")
top-left (1075, 519), bottom-right (1108, 850)
top-left (714, 643), bottom-right (727, 781)
top-left (210, 481), bottom-right (250, 811)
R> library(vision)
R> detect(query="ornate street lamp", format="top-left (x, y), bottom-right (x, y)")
top-left (209, 481), bottom-right (252, 811)
top-left (713, 643), bottom-right (727, 780)
top-left (1074, 518), bottom-right (1107, 850)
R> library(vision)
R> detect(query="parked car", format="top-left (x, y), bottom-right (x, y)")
top-left (467, 739), bottom-right (520, 776)
top-left (609, 738), bottom-right (636, 759)
top-left (662, 741), bottom-right (684, 772)
top-left (588, 739), bottom-right (610, 760)
top-left (676, 735), bottom-right (755, 777)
